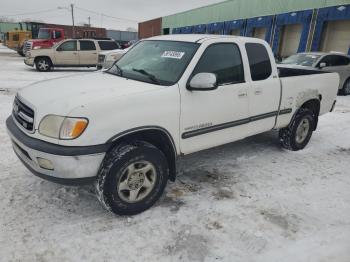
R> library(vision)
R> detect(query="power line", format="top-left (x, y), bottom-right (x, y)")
top-left (75, 6), bottom-right (138, 23)
top-left (0, 8), bottom-right (61, 17)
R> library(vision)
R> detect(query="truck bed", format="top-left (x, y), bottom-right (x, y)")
top-left (275, 68), bottom-right (339, 129)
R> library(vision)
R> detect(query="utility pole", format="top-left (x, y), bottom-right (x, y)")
top-left (88, 16), bottom-right (91, 27)
top-left (70, 4), bottom-right (75, 38)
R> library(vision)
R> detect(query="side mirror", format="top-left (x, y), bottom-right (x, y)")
top-left (188, 73), bottom-right (218, 91)
top-left (319, 62), bottom-right (327, 69)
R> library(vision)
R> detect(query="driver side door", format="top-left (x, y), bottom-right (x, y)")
top-left (54, 40), bottom-right (79, 65)
top-left (179, 42), bottom-right (250, 154)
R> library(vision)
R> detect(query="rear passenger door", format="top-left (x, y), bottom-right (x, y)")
top-left (245, 42), bottom-right (281, 135)
top-left (180, 42), bottom-right (250, 154)
top-left (55, 40), bottom-right (78, 65)
top-left (79, 40), bottom-right (98, 65)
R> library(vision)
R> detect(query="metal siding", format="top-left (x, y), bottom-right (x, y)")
top-left (162, 0), bottom-right (350, 29)
top-left (107, 30), bottom-right (138, 41)
top-left (224, 19), bottom-right (246, 36)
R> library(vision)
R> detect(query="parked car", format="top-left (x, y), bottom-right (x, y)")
top-left (7, 35), bottom-right (339, 215)
top-left (24, 38), bottom-right (120, 71)
top-left (280, 52), bottom-right (350, 95)
top-left (97, 47), bottom-right (129, 69)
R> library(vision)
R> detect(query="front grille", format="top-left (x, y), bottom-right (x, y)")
top-left (98, 54), bottom-right (106, 63)
top-left (23, 41), bottom-right (33, 55)
top-left (12, 96), bottom-right (35, 132)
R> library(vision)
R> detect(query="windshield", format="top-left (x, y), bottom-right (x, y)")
top-left (281, 54), bottom-right (321, 67)
top-left (107, 40), bottom-right (199, 86)
top-left (38, 29), bottom-right (51, 40)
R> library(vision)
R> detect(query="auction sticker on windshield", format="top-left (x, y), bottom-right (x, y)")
top-left (162, 51), bottom-right (185, 59)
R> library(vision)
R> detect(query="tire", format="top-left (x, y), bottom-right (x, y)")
top-left (17, 50), bottom-right (25, 57)
top-left (35, 57), bottom-right (52, 72)
top-left (279, 108), bottom-right (315, 151)
top-left (342, 78), bottom-right (350, 96)
top-left (96, 141), bottom-right (169, 216)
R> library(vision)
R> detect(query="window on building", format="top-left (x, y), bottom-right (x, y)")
top-left (192, 43), bottom-right (245, 85)
top-left (246, 43), bottom-right (272, 81)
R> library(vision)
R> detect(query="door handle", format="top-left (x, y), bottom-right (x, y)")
top-left (238, 92), bottom-right (247, 98)
top-left (255, 90), bottom-right (262, 95)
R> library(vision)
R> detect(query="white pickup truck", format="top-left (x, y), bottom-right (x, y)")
top-left (7, 35), bottom-right (339, 215)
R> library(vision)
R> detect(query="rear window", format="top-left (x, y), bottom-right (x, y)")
top-left (98, 41), bottom-right (119, 50)
top-left (246, 43), bottom-right (272, 81)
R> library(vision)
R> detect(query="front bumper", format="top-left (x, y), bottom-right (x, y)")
top-left (6, 117), bottom-right (108, 185)
top-left (24, 57), bottom-right (34, 67)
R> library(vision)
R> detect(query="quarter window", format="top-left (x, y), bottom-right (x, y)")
top-left (58, 41), bottom-right (77, 51)
top-left (192, 43), bottom-right (244, 85)
top-left (98, 41), bottom-right (119, 50)
top-left (246, 43), bottom-right (272, 81)
top-left (80, 40), bottom-right (96, 51)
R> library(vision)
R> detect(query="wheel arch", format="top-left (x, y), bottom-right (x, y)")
top-left (106, 127), bottom-right (178, 181)
top-left (299, 98), bottom-right (321, 130)
top-left (34, 56), bottom-right (53, 65)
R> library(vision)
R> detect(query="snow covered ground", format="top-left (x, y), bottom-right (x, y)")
top-left (0, 44), bottom-right (350, 262)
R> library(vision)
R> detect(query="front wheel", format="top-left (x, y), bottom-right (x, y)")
top-left (35, 57), bottom-right (52, 72)
top-left (96, 141), bottom-right (169, 216)
top-left (279, 108), bottom-right (315, 151)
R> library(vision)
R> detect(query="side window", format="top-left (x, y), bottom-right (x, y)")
top-left (80, 40), bottom-right (96, 51)
top-left (319, 55), bottom-right (333, 67)
top-left (333, 55), bottom-right (350, 66)
top-left (58, 41), bottom-right (77, 51)
top-left (192, 43), bottom-right (244, 85)
top-left (245, 43), bottom-right (272, 81)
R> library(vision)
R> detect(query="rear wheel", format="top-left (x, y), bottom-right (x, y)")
top-left (342, 78), bottom-right (350, 96)
top-left (96, 141), bottom-right (169, 216)
top-left (35, 57), bottom-right (52, 72)
top-left (279, 108), bottom-right (315, 151)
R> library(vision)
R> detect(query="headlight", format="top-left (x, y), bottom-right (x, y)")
top-left (39, 115), bottom-right (88, 140)
top-left (110, 54), bottom-right (120, 61)
top-left (33, 46), bottom-right (41, 50)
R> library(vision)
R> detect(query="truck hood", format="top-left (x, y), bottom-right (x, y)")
top-left (18, 72), bottom-right (164, 120)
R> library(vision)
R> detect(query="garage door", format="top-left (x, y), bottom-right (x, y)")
top-left (253, 27), bottom-right (267, 40)
top-left (230, 29), bottom-right (240, 36)
top-left (279, 24), bottom-right (303, 57)
top-left (320, 20), bottom-right (350, 54)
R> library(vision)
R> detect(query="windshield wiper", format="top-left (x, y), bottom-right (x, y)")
top-left (132, 68), bottom-right (160, 85)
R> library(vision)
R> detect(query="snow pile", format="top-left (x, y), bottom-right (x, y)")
top-left (0, 51), bottom-right (350, 261)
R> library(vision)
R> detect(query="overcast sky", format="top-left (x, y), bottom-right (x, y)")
top-left (0, 0), bottom-right (224, 31)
